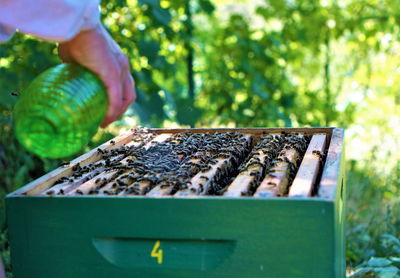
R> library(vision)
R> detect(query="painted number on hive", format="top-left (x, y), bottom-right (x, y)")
top-left (151, 240), bottom-right (163, 264)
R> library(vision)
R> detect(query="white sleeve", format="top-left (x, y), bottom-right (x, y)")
top-left (0, 0), bottom-right (100, 43)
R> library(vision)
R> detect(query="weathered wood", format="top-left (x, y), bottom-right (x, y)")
top-left (146, 156), bottom-right (202, 197)
top-left (288, 134), bottom-right (327, 198)
top-left (318, 128), bottom-right (344, 199)
top-left (21, 128), bottom-right (152, 196)
top-left (223, 134), bottom-right (281, 197)
top-left (254, 135), bottom-right (305, 198)
top-left (150, 127), bottom-right (333, 136)
top-left (67, 133), bottom-right (173, 195)
top-left (12, 127), bottom-right (341, 200)
top-left (116, 134), bottom-right (192, 196)
top-left (118, 153), bottom-right (187, 196)
top-left (41, 141), bottom-right (142, 196)
top-left (174, 157), bottom-right (227, 196)
top-left (147, 134), bottom-right (215, 197)
top-left (175, 135), bottom-right (252, 197)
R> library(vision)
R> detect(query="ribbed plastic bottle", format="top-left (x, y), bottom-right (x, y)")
top-left (14, 63), bottom-right (108, 159)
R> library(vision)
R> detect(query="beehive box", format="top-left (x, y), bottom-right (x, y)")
top-left (6, 127), bottom-right (345, 278)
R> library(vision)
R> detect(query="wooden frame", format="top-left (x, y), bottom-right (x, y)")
top-left (10, 127), bottom-right (344, 201)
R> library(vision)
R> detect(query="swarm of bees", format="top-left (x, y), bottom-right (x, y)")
top-left (43, 129), bottom-right (319, 197)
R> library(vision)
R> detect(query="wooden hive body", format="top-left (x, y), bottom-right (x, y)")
top-left (6, 127), bottom-right (345, 278)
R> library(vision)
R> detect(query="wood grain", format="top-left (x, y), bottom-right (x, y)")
top-left (175, 135), bottom-right (252, 197)
top-left (67, 133), bottom-right (172, 195)
top-left (288, 134), bottom-right (327, 198)
top-left (147, 156), bottom-right (202, 197)
top-left (254, 134), bottom-right (305, 198)
top-left (12, 127), bottom-right (340, 199)
top-left (21, 128), bottom-right (152, 196)
top-left (40, 141), bottom-right (142, 195)
top-left (318, 128), bottom-right (344, 199)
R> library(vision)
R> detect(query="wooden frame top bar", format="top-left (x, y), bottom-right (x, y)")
top-left (8, 127), bottom-right (343, 201)
top-left (318, 128), bottom-right (345, 200)
top-left (149, 127), bottom-right (334, 136)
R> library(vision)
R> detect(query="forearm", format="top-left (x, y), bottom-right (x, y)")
top-left (0, 0), bottom-right (100, 43)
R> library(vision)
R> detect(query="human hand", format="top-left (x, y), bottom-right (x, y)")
top-left (58, 23), bottom-right (136, 127)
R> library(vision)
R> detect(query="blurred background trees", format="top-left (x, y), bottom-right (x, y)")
top-left (0, 0), bottom-right (399, 275)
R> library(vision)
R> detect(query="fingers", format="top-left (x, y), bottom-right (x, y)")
top-left (58, 44), bottom-right (74, 63)
top-left (121, 72), bottom-right (136, 113)
top-left (57, 24), bottom-right (136, 127)
top-left (119, 54), bottom-right (136, 114)
top-left (100, 54), bottom-right (135, 127)
top-left (99, 64), bottom-right (123, 127)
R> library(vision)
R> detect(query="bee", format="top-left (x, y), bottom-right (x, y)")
top-left (241, 191), bottom-right (250, 196)
top-left (60, 161), bottom-right (70, 167)
top-left (312, 150), bottom-right (324, 160)
top-left (110, 140), bottom-right (115, 145)
top-left (160, 183), bottom-right (170, 189)
top-left (199, 175), bottom-right (209, 181)
top-left (143, 186), bottom-right (151, 195)
top-left (53, 178), bottom-right (64, 186)
top-left (97, 148), bottom-right (105, 154)
top-left (198, 183), bottom-right (204, 192)
top-left (46, 190), bottom-right (55, 195)
top-left (249, 171), bottom-right (258, 176)
top-left (247, 161), bottom-right (263, 168)
top-left (72, 163), bottom-right (81, 171)
top-left (201, 165), bottom-right (212, 172)
top-left (89, 189), bottom-right (99, 195)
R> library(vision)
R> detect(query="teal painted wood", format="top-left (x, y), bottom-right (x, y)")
top-left (6, 196), bottom-right (345, 278)
top-left (334, 138), bottom-right (347, 277)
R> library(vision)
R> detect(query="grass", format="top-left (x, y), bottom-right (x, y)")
top-left (346, 160), bottom-right (400, 277)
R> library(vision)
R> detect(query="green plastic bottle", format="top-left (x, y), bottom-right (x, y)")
top-left (14, 63), bottom-right (108, 159)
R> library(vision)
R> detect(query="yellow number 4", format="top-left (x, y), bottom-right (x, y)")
top-left (151, 240), bottom-right (163, 264)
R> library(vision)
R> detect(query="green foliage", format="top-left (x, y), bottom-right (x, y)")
top-left (346, 160), bottom-right (400, 276)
